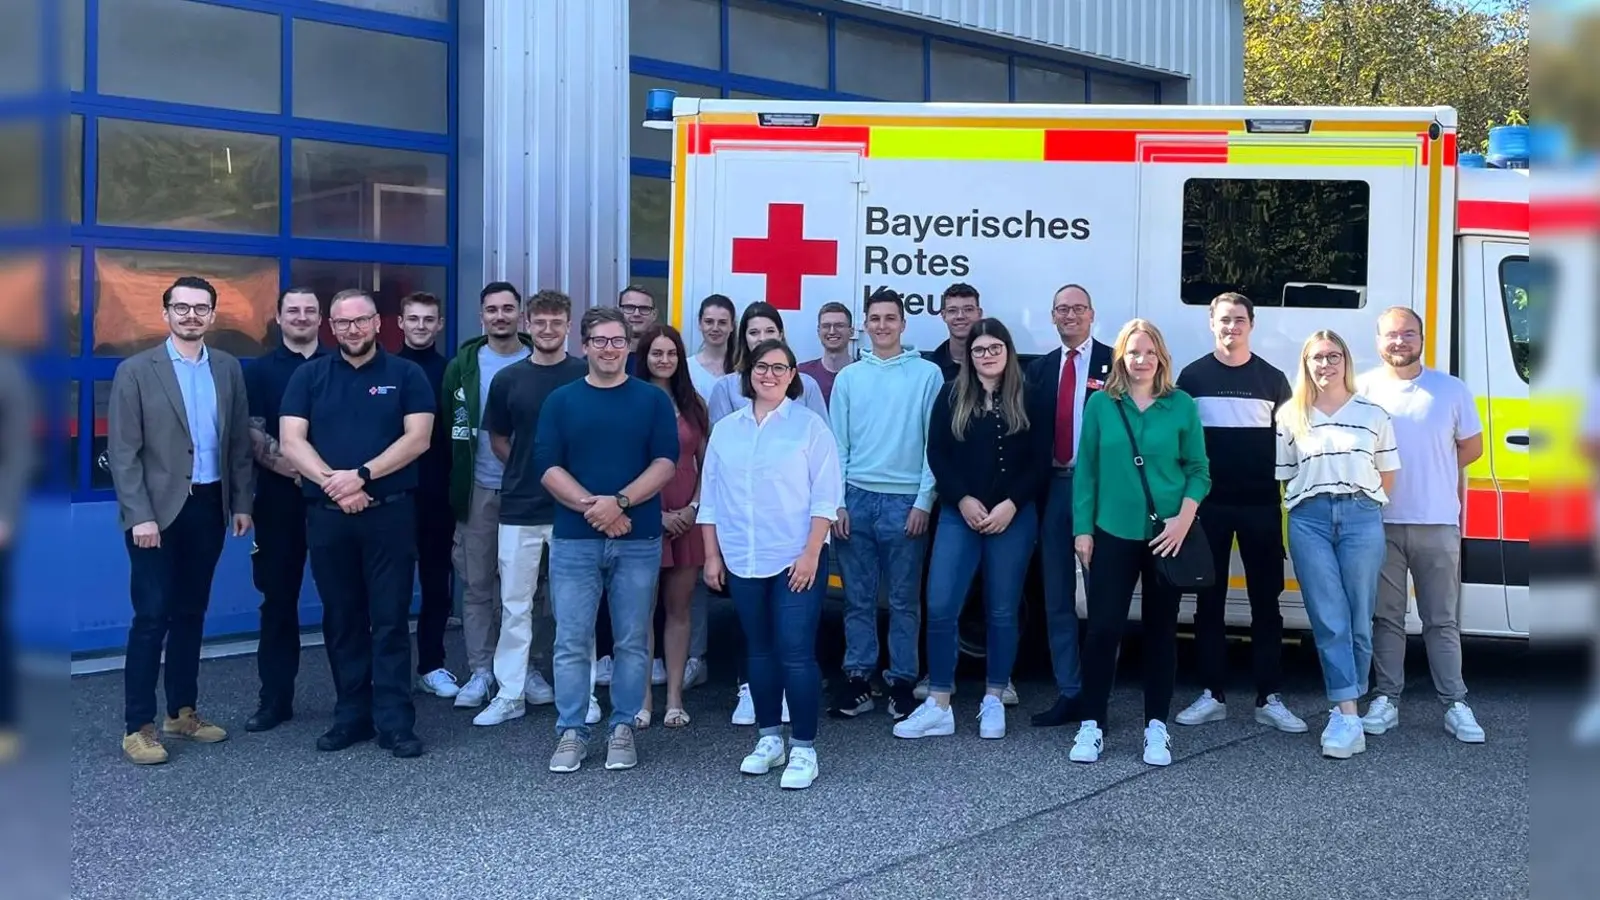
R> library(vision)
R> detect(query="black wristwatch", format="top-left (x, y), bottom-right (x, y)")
top-left (357, 465), bottom-right (372, 484)
top-left (614, 492), bottom-right (632, 510)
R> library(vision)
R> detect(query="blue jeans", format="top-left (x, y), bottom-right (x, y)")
top-left (925, 505), bottom-right (1038, 694)
top-left (836, 486), bottom-right (927, 684)
top-left (549, 537), bottom-right (662, 741)
top-left (1040, 473), bottom-right (1083, 698)
top-left (1288, 493), bottom-right (1387, 703)
top-left (728, 546), bottom-right (829, 743)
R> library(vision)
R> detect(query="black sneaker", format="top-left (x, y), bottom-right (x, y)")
top-left (828, 676), bottom-right (875, 718)
top-left (887, 680), bottom-right (917, 721)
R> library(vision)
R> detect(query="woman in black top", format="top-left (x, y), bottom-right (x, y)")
top-left (893, 319), bottom-right (1050, 742)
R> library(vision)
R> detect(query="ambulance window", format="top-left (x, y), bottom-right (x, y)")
top-left (1180, 178), bottom-right (1370, 309)
top-left (1497, 255), bottom-right (1538, 383)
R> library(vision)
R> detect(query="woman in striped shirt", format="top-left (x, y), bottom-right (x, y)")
top-left (1275, 330), bottom-right (1400, 760)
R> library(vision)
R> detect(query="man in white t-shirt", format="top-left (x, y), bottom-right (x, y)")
top-left (1356, 307), bottom-right (1486, 744)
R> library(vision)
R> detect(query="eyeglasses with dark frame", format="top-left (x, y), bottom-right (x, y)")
top-left (751, 361), bottom-right (793, 376)
top-left (330, 313), bottom-right (378, 333)
top-left (587, 335), bottom-right (629, 350)
top-left (167, 303), bottom-right (214, 317)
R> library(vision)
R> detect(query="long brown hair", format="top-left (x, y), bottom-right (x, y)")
top-left (634, 324), bottom-right (710, 437)
top-left (1104, 318), bottom-right (1176, 399)
top-left (950, 318), bottom-right (1030, 438)
top-left (725, 301), bottom-right (785, 374)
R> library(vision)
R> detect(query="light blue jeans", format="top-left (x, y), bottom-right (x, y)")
top-left (549, 537), bottom-right (662, 742)
top-left (836, 486), bottom-right (927, 685)
top-left (1287, 493), bottom-right (1387, 703)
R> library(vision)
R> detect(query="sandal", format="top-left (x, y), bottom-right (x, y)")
top-left (634, 708), bottom-right (652, 730)
top-left (664, 708), bottom-right (691, 728)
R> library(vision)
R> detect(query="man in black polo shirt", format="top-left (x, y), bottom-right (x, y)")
top-left (280, 288), bottom-right (436, 758)
top-left (242, 287), bottom-right (327, 732)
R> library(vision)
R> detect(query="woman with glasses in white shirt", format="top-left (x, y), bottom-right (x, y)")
top-left (700, 339), bottom-right (842, 790)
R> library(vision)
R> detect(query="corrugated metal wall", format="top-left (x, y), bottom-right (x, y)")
top-left (839, 0), bottom-right (1244, 104)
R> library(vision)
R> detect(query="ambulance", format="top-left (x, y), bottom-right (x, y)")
top-left (648, 95), bottom-right (1568, 643)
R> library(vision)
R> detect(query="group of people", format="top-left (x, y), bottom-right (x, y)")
top-left (105, 273), bottom-right (1492, 787)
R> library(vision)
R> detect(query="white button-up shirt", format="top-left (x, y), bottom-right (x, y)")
top-left (699, 398), bottom-right (844, 580)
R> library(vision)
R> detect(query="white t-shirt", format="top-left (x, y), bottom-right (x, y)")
top-left (1357, 367), bottom-right (1483, 526)
top-left (686, 355), bottom-right (721, 400)
top-left (1275, 395), bottom-right (1401, 510)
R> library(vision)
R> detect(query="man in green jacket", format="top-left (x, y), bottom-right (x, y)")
top-left (442, 282), bottom-right (533, 709)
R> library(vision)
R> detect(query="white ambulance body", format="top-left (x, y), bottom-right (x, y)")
top-left (660, 99), bottom-right (1539, 640)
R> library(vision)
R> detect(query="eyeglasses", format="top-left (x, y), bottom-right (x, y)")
top-left (620, 304), bottom-right (655, 315)
top-left (970, 344), bottom-right (1006, 358)
top-left (942, 305), bottom-right (979, 318)
top-left (1310, 353), bottom-right (1345, 366)
top-left (1053, 304), bottom-right (1092, 318)
top-left (167, 303), bottom-right (213, 317)
top-left (752, 362), bottom-right (792, 376)
top-left (819, 323), bottom-right (852, 332)
top-left (587, 335), bottom-right (629, 350)
top-left (330, 314), bottom-right (378, 333)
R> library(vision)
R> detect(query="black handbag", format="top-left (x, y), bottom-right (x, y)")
top-left (1113, 398), bottom-right (1215, 591)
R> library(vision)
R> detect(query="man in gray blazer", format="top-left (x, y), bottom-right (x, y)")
top-left (107, 275), bottom-right (254, 765)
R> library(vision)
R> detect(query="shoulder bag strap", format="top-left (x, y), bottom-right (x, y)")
top-left (1113, 398), bottom-right (1161, 535)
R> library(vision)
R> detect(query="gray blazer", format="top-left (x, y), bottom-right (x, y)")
top-left (107, 342), bottom-right (254, 532)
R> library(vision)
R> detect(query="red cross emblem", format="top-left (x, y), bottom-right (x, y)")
top-left (730, 202), bottom-right (838, 311)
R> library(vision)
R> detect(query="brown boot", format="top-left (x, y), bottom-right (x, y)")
top-left (162, 708), bottom-right (228, 744)
top-left (122, 725), bottom-right (169, 765)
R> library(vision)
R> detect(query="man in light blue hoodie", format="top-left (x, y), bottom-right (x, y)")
top-left (827, 288), bottom-right (944, 721)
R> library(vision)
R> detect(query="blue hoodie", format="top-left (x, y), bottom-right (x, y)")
top-left (828, 348), bottom-right (943, 510)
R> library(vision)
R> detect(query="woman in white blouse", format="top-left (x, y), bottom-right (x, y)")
top-left (706, 301), bottom-right (830, 425)
top-left (1275, 330), bottom-right (1400, 760)
top-left (700, 339), bottom-right (842, 791)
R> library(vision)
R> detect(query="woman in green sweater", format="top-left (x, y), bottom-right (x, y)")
top-left (1069, 318), bottom-right (1211, 768)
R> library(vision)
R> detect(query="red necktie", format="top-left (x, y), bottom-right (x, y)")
top-left (1055, 348), bottom-right (1079, 466)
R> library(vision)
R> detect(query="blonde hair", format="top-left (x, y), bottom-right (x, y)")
top-left (1277, 330), bottom-right (1358, 438)
top-left (1104, 318), bottom-right (1176, 399)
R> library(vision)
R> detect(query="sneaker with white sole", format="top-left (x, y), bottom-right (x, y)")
top-left (524, 671), bottom-right (555, 706)
top-left (651, 658), bottom-right (667, 686)
top-left (1444, 702), bottom-right (1485, 743)
top-left (549, 729), bottom-right (587, 773)
top-left (1143, 720), bottom-right (1173, 766)
top-left (1001, 681), bottom-right (1020, 707)
top-left (1321, 709), bottom-right (1367, 759)
top-left (1069, 720), bottom-right (1103, 763)
top-left (740, 734), bottom-right (787, 775)
top-left (893, 698), bottom-right (955, 739)
top-left (454, 670), bottom-right (494, 709)
top-left (781, 747), bottom-right (818, 790)
top-left (684, 657), bottom-right (708, 689)
top-left (594, 656), bottom-right (614, 686)
top-left (605, 724), bottom-right (638, 770)
top-left (1254, 694), bottom-right (1309, 734)
top-left (586, 695), bottom-right (603, 725)
top-left (1361, 695), bottom-right (1398, 735)
top-left (1175, 689), bottom-right (1227, 726)
top-left (978, 695), bottom-right (1006, 740)
top-left (473, 696), bottom-right (525, 726)
top-left (732, 683), bottom-right (756, 726)
top-left (417, 668), bottom-right (460, 698)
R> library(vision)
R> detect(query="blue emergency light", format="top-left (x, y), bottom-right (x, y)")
top-left (643, 89), bottom-right (677, 131)
top-left (1486, 125), bottom-right (1529, 169)
top-left (1458, 152), bottom-right (1487, 168)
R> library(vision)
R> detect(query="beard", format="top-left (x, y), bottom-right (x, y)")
top-left (1381, 348), bottom-right (1421, 368)
top-left (341, 336), bottom-right (376, 358)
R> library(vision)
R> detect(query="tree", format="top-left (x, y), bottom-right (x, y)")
top-left (1244, 0), bottom-right (1529, 150)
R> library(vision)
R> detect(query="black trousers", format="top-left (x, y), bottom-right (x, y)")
top-left (1080, 528), bottom-right (1182, 726)
top-left (0, 543), bottom-right (13, 728)
top-left (1193, 501), bottom-right (1286, 706)
top-left (252, 486), bottom-right (309, 712)
top-left (413, 491), bottom-right (454, 676)
top-left (307, 497), bottom-right (418, 735)
top-left (123, 484), bottom-right (226, 735)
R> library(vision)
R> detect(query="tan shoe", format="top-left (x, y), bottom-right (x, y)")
top-left (162, 708), bottom-right (228, 744)
top-left (0, 729), bottom-right (19, 764)
top-left (123, 725), bottom-right (169, 765)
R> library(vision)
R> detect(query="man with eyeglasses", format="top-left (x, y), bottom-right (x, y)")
top-left (921, 283), bottom-right (982, 382)
top-left (279, 288), bottom-right (436, 758)
top-left (798, 302), bottom-right (855, 408)
top-left (106, 275), bottom-right (255, 765)
top-left (536, 307), bottom-right (678, 773)
top-left (241, 287), bottom-right (327, 733)
top-left (618, 285), bottom-right (660, 370)
top-left (1357, 306), bottom-right (1487, 744)
top-left (1025, 283), bottom-right (1112, 728)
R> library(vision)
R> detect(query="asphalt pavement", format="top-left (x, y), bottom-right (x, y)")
top-left (61, 611), bottom-right (1547, 900)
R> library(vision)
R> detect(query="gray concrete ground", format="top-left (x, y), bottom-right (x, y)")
top-left (60, 613), bottom-right (1543, 900)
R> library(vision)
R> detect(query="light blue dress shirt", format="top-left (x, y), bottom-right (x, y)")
top-left (167, 337), bottom-right (220, 484)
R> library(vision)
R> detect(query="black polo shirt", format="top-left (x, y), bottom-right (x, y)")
top-left (280, 347), bottom-right (436, 501)
top-left (246, 342), bottom-right (329, 495)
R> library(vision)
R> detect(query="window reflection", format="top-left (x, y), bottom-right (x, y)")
top-left (92, 249), bottom-right (278, 358)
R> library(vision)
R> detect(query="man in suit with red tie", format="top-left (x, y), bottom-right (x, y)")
top-left (1025, 284), bottom-right (1113, 727)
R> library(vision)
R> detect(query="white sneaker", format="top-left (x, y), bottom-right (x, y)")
top-left (731, 683), bottom-right (756, 726)
top-left (1321, 709), bottom-right (1367, 759)
top-left (1143, 720), bottom-right (1173, 766)
top-left (1069, 720), bottom-right (1103, 763)
top-left (524, 671), bottom-right (555, 706)
top-left (781, 747), bottom-right (818, 790)
top-left (454, 670), bottom-right (495, 708)
top-left (893, 698), bottom-right (955, 739)
top-left (1444, 702), bottom-right (1486, 743)
top-left (1001, 681), bottom-right (1020, 707)
top-left (595, 656), bottom-right (614, 686)
top-left (586, 694), bottom-right (603, 725)
top-left (651, 658), bottom-right (667, 686)
top-left (1361, 695), bottom-right (1399, 735)
top-left (473, 696), bottom-right (525, 726)
top-left (978, 695), bottom-right (1006, 740)
top-left (684, 657), bottom-right (708, 689)
top-left (782, 692), bottom-right (791, 724)
top-left (417, 668), bottom-right (460, 698)
top-left (1175, 689), bottom-right (1227, 726)
top-left (740, 734), bottom-right (787, 775)
top-left (1254, 694), bottom-right (1309, 734)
